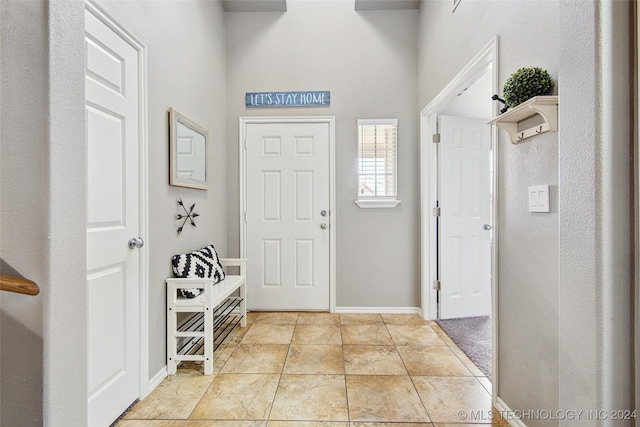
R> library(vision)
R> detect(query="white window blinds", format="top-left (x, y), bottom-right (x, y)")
top-left (357, 119), bottom-right (398, 200)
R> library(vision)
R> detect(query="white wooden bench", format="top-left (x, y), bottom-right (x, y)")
top-left (166, 258), bottom-right (247, 375)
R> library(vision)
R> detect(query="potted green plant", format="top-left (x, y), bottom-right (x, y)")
top-left (501, 66), bottom-right (554, 110)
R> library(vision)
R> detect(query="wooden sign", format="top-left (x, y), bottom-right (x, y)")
top-left (246, 91), bottom-right (331, 108)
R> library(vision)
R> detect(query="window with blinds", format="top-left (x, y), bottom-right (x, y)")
top-left (357, 119), bottom-right (398, 202)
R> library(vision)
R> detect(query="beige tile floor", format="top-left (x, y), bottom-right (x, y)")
top-left (117, 312), bottom-right (507, 427)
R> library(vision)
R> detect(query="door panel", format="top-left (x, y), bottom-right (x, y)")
top-left (295, 171), bottom-right (314, 221)
top-left (87, 265), bottom-right (126, 390)
top-left (263, 171), bottom-right (281, 221)
top-left (246, 122), bottom-right (330, 310)
top-left (86, 6), bottom-right (140, 425)
top-left (86, 106), bottom-right (125, 226)
top-left (295, 239), bottom-right (314, 287)
top-left (439, 115), bottom-right (491, 319)
top-left (263, 239), bottom-right (282, 287)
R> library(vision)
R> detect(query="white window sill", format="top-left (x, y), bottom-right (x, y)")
top-left (354, 199), bottom-right (402, 209)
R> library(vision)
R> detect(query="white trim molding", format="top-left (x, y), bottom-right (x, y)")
top-left (335, 306), bottom-right (422, 315)
top-left (147, 368), bottom-right (168, 397)
top-left (354, 199), bottom-right (401, 209)
top-left (494, 397), bottom-right (527, 427)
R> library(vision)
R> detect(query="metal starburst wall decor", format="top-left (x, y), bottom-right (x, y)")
top-left (176, 198), bottom-right (200, 235)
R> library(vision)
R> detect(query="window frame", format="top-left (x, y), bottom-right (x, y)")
top-left (355, 118), bottom-right (401, 209)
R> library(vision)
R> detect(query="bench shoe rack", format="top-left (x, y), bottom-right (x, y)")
top-left (166, 258), bottom-right (247, 375)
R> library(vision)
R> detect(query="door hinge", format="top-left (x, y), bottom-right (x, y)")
top-left (243, 211), bottom-right (247, 223)
top-left (433, 207), bottom-right (441, 217)
top-left (243, 138), bottom-right (247, 150)
top-left (432, 280), bottom-right (441, 290)
top-left (432, 133), bottom-right (441, 143)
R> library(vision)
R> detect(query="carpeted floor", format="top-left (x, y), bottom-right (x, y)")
top-left (436, 315), bottom-right (491, 380)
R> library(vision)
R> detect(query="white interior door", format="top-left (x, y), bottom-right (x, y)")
top-left (245, 121), bottom-right (330, 311)
top-left (86, 7), bottom-right (141, 425)
top-left (438, 115), bottom-right (491, 319)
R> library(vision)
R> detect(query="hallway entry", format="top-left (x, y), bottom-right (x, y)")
top-left (436, 115), bottom-right (492, 319)
top-left (420, 35), bottom-right (498, 400)
top-left (420, 38), bottom-right (497, 322)
top-left (241, 117), bottom-right (335, 311)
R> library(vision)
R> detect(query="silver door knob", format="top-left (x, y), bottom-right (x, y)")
top-left (483, 224), bottom-right (492, 231)
top-left (128, 237), bottom-right (144, 249)
top-left (320, 223), bottom-right (328, 229)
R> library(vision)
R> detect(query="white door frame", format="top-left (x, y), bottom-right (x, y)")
top-left (239, 116), bottom-right (336, 312)
top-left (419, 35), bottom-right (498, 393)
top-left (85, 0), bottom-right (150, 401)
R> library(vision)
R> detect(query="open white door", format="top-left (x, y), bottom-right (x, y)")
top-left (438, 115), bottom-right (492, 319)
top-left (86, 4), bottom-right (143, 425)
top-left (245, 121), bottom-right (331, 311)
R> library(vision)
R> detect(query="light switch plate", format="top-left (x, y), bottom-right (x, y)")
top-left (528, 185), bottom-right (550, 213)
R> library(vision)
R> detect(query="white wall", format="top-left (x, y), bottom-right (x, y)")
top-left (225, 0), bottom-right (420, 309)
top-left (95, 0), bottom-right (229, 379)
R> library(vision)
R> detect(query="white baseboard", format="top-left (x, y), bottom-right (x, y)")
top-left (142, 367), bottom-right (167, 399)
top-left (495, 396), bottom-right (527, 427)
top-left (334, 306), bottom-right (422, 315)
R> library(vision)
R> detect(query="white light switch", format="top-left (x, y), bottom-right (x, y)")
top-left (528, 185), bottom-right (550, 213)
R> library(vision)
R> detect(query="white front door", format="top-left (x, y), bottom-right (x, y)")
top-left (438, 115), bottom-right (492, 319)
top-left (86, 6), bottom-right (142, 425)
top-left (245, 121), bottom-right (331, 311)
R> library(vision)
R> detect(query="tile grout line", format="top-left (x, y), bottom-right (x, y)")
top-left (339, 313), bottom-right (352, 424)
top-left (385, 316), bottom-right (435, 425)
top-left (185, 315), bottom-right (246, 421)
top-left (430, 322), bottom-right (480, 378)
top-left (427, 321), bottom-right (497, 420)
top-left (123, 313), bottom-right (496, 426)
top-left (263, 311), bottom-right (297, 423)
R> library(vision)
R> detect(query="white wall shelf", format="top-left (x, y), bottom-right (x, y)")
top-left (489, 96), bottom-right (558, 144)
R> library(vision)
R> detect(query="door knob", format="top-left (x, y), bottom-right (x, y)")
top-left (320, 223), bottom-right (328, 229)
top-left (483, 224), bottom-right (492, 231)
top-left (128, 237), bottom-right (144, 249)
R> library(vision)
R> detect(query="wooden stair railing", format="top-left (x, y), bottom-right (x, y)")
top-left (0, 274), bottom-right (40, 296)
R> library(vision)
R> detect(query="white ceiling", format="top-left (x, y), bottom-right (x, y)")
top-left (223, 0), bottom-right (287, 12)
top-left (440, 69), bottom-right (493, 120)
top-left (355, 0), bottom-right (420, 10)
top-left (223, 0), bottom-right (421, 13)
